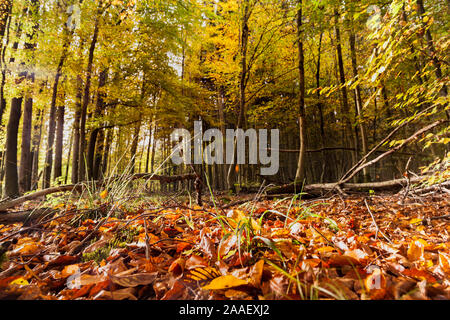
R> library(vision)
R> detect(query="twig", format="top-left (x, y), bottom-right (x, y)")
top-left (401, 157), bottom-right (412, 205)
top-left (364, 198), bottom-right (392, 244)
top-left (143, 218), bottom-right (150, 260)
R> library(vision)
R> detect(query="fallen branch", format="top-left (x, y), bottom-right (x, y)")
top-left (0, 208), bottom-right (56, 225)
top-left (266, 176), bottom-right (426, 196)
top-left (339, 119), bottom-right (446, 186)
top-left (0, 173), bottom-right (197, 213)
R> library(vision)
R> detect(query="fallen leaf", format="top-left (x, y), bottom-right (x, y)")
top-left (109, 272), bottom-right (157, 288)
top-left (161, 280), bottom-right (186, 300)
top-left (9, 277), bottom-right (30, 287)
top-left (169, 258), bottom-right (185, 277)
top-left (248, 260), bottom-right (264, 288)
top-left (202, 275), bottom-right (248, 290)
top-left (93, 288), bottom-right (137, 300)
top-left (438, 252), bottom-right (450, 274)
top-left (407, 240), bottom-right (425, 261)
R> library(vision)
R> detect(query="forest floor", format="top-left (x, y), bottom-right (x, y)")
top-left (0, 191), bottom-right (449, 300)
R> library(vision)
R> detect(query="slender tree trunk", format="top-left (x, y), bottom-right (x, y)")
top-left (93, 128), bottom-right (105, 180)
top-left (416, 0), bottom-right (448, 98)
top-left (295, 0), bottom-right (306, 183)
top-left (18, 0), bottom-right (39, 193)
top-left (145, 122), bottom-right (153, 173)
top-left (316, 32), bottom-right (324, 139)
top-left (3, 4), bottom-right (34, 198)
top-left (3, 97), bottom-right (22, 198)
top-left (87, 69), bottom-right (107, 179)
top-left (64, 128), bottom-right (73, 185)
top-left (53, 105), bottom-right (65, 182)
top-left (334, 9), bottom-right (355, 170)
top-left (79, 11), bottom-right (100, 181)
top-left (102, 127), bottom-right (113, 177)
top-left (227, 0), bottom-right (250, 191)
top-left (31, 108), bottom-right (43, 190)
top-left (19, 94), bottom-right (33, 192)
top-left (150, 127), bottom-right (157, 174)
top-left (71, 72), bottom-right (83, 183)
top-left (217, 86), bottom-right (227, 190)
top-left (315, 32), bottom-right (327, 183)
top-left (349, 29), bottom-right (369, 181)
top-left (43, 29), bottom-right (72, 188)
top-left (0, 0), bottom-right (11, 125)
top-left (130, 120), bottom-right (142, 174)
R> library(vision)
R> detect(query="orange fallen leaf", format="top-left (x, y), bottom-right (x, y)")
top-left (439, 252), bottom-right (450, 274)
top-left (61, 264), bottom-right (80, 278)
top-left (402, 268), bottom-right (436, 283)
top-left (407, 240), bottom-right (425, 261)
top-left (169, 258), bottom-right (185, 276)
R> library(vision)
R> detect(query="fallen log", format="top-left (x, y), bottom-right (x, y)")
top-left (0, 208), bottom-right (56, 225)
top-left (0, 173), bottom-right (197, 213)
top-left (266, 176), bottom-right (426, 196)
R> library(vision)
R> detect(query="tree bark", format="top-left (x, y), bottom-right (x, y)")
top-left (3, 97), bottom-right (22, 198)
top-left (31, 108), bottom-right (43, 190)
top-left (130, 120), bottom-right (142, 174)
top-left (0, 0), bottom-right (11, 125)
top-left (87, 68), bottom-right (107, 179)
top-left (349, 29), bottom-right (369, 181)
top-left (102, 127), bottom-right (113, 177)
top-left (3, 4), bottom-right (32, 198)
top-left (43, 27), bottom-right (72, 188)
top-left (53, 105), bottom-right (65, 182)
top-left (18, 0), bottom-right (39, 193)
top-left (71, 72), bottom-right (83, 184)
top-left (334, 9), bottom-right (355, 167)
top-left (19, 95), bottom-right (33, 192)
top-left (79, 10), bottom-right (101, 182)
top-left (416, 0), bottom-right (448, 98)
top-left (227, 0), bottom-right (250, 191)
top-left (295, 0), bottom-right (306, 183)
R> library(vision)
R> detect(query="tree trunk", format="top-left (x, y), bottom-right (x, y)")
top-left (53, 105), bottom-right (65, 182)
top-left (0, 0), bottom-right (11, 125)
top-left (64, 128), bottom-right (73, 185)
top-left (87, 68), bottom-right (107, 179)
top-left (416, 0), bottom-right (448, 99)
top-left (227, 0), bottom-right (250, 191)
top-left (217, 86), bottom-right (227, 190)
top-left (334, 9), bottom-right (355, 170)
top-left (43, 28), bottom-right (71, 188)
top-left (79, 10), bottom-right (100, 181)
top-left (3, 97), bottom-right (22, 198)
top-left (31, 108), bottom-right (43, 190)
top-left (130, 120), bottom-right (142, 174)
top-left (145, 122), bottom-right (153, 173)
top-left (19, 95), bottom-right (33, 192)
top-left (295, 0), bottom-right (306, 183)
top-left (18, 0), bottom-right (39, 193)
top-left (102, 127), bottom-right (113, 177)
top-left (3, 4), bottom-right (33, 198)
top-left (349, 29), bottom-right (369, 181)
top-left (71, 72), bottom-right (83, 184)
